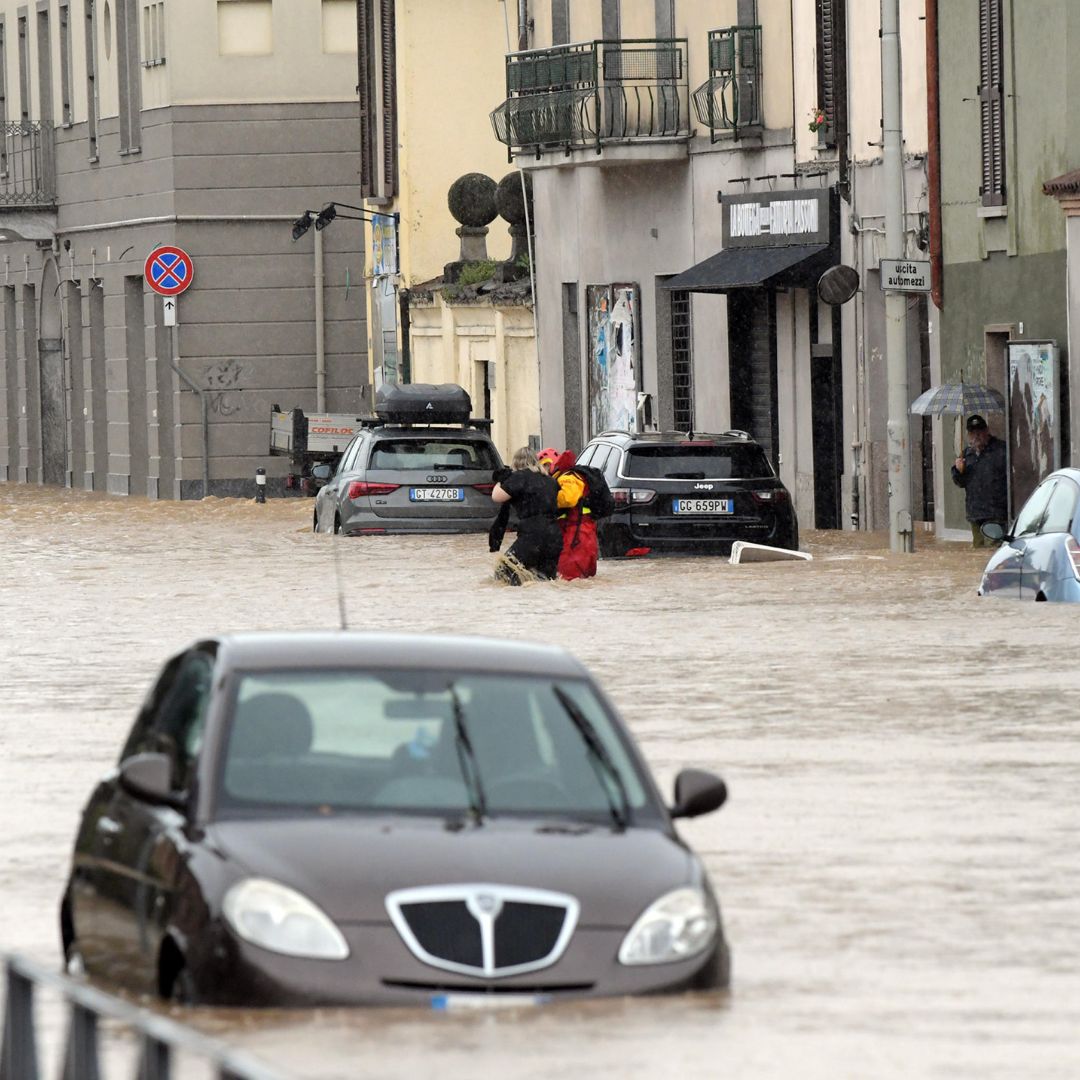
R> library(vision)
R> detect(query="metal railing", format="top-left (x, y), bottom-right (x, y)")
top-left (491, 38), bottom-right (690, 157)
top-left (0, 121), bottom-right (57, 207)
top-left (0, 953), bottom-right (287, 1080)
top-left (691, 26), bottom-right (763, 142)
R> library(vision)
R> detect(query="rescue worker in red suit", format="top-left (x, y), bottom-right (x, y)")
top-left (538, 448), bottom-right (598, 581)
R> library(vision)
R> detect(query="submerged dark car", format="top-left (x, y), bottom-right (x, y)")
top-left (577, 430), bottom-right (798, 557)
top-left (61, 633), bottom-right (730, 1007)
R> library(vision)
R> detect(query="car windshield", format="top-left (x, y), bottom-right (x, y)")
top-left (215, 670), bottom-right (650, 822)
top-left (368, 438), bottom-right (499, 471)
top-left (624, 444), bottom-right (772, 480)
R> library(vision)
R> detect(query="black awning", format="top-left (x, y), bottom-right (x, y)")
top-left (663, 242), bottom-right (835, 292)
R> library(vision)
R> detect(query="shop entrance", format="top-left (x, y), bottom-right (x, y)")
top-left (727, 288), bottom-right (778, 470)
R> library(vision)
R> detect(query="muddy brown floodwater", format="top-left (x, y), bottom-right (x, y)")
top-left (2, 485), bottom-right (1079, 1079)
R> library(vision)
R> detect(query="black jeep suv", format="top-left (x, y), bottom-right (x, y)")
top-left (576, 430), bottom-right (799, 558)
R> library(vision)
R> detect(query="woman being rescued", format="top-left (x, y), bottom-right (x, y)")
top-left (489, 447), bottom-right (563, 585)
top-left (538, 447), bottom-right (599, 582)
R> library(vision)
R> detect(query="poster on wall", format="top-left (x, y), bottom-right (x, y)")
top-left (587, 283), bottom-right (639, 436)
top-left (1007, 340), bottom-right (1059, 514)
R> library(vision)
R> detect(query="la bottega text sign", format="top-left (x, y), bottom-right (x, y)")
top-left (144, 245), bottom-right (194, 296)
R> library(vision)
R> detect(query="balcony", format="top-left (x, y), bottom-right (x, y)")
top-left (0, 121), bottom-right (56, 209)
top-left (691, 26), bottom-right (763, 142)
top-left (491, 39), bottom-right (690, 163)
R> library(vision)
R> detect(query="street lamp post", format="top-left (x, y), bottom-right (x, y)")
top-left (882, 0), bottom-right (915, 553)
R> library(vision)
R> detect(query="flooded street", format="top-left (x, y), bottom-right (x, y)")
top-left (2, 484), bottom-right (1078, 1079)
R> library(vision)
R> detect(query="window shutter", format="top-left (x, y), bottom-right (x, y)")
top-left (978, 0), bottom-right (1006, 206)
top-left (358, 0), bottom-right (376, 195)
top-left (379, 0), bottom-right (398, 195)
top-left (814, 0), bottom-right (847, 149)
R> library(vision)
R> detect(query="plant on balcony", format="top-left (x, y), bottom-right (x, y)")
top-left (808, 108), bottom-right (827, 134)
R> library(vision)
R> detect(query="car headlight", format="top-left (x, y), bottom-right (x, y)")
top-left (223, 878), bottom-right (349, 960)
top-left (618, 886), bottom-right (717, 966)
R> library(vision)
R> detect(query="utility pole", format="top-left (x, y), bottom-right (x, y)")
top-left (882, 0), bottom-right (914, 552)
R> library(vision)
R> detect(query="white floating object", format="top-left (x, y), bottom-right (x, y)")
top-left (729, 541), bottom-right (813, 565)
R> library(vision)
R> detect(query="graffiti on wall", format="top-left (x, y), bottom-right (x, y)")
top-left (586, 283), bottom-right (639, 436)
top-left (1007, 341), bottom-right (1059, 513)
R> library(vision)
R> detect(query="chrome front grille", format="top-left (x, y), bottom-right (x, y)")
top-left (386, 885), bottom-right (579, 979)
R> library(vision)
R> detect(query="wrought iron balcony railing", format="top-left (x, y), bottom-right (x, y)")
top-left (491, 39), bottom-right (690, 157)
top-left (691, 26), bottom-right (763, 142)
top-left (0, 121), bottom-right (57, 208)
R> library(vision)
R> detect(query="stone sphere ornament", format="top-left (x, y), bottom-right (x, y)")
top-left (447, 173), bottom-right (498, 228)
top-left (495, 171), bottom-right (533, 226)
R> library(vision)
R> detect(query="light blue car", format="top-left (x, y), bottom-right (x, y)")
top-left (978, 467), bottom-right (1080, 601)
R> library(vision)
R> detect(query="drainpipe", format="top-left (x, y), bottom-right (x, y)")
top-left (517, 0), bottom-right (529, 49)
top-left (925, 0), bottom-right (943, 309)
top-left (315, 226), bottom-right (326, 411)
top-left (882, 0), bottom-right (914, 553)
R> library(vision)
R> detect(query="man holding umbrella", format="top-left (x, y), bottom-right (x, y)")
top-left (951, 415), bottom-right (1008, 547)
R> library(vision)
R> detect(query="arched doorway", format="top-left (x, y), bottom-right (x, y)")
top-left (38, 254), bottom-right (67, 486)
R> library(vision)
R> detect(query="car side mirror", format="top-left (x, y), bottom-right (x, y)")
top-left (119, 753), bottom-right (185, 809)
top-left (310, 463), bottom-right (333, 485)
top-left (980, 522), bottom-right (1006, 542)
top-left (670, 768), bottom-right (727, 819)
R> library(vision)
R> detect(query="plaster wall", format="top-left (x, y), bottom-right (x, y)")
top-left (409, 296), bottom-right (538, 462)
top-left (395, 0), bottom-right (514, 287)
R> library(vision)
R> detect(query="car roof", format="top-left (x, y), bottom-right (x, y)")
top-left (208, 632), bottom-right (588, 678)
top-left (588, 429), bottom-right (759, 447)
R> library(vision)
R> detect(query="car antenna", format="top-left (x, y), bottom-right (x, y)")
top-left (332, 529), bottom-right (349, 631)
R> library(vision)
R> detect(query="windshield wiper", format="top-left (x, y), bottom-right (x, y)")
top-left (551, 685), bottom-right (629, 831)
top-left (448, 683), bottom-right (486, 825)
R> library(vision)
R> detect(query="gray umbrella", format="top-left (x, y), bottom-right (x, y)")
top-left (909, 381), bottom-right (1006, 416)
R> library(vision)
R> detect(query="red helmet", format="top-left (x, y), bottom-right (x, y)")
top-left (537, 447), bottom-right (559, 471)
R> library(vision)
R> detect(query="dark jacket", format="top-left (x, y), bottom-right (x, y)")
top-left (950, 435), bottom-right (1008, 522)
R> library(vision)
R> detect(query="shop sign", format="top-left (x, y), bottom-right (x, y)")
top-left (721, 189), bottom-right (832, 249)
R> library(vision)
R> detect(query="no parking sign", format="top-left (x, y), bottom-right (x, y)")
top-left (144, 245), bottom-right (194, 296)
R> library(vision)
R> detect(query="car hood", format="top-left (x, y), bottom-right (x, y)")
top-left (206, 816), bottom-right (697, 926)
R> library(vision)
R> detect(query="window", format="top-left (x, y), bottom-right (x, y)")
top-left (216, 0), bottom-right (270, 56)
top-left (814, 0), bottom-right (846, 149)
top-left (115, 0), bottom-right (141, 151)
top-left (58, 2), bottom-right (73, 125)
top-left (141, 2), bottom-right (165, 66)
top-left (978, 0), bottom-right (1006, 207)
top-left (321, 0), bottom-right (354, 54)
top-left (36, 7), bottom-right (52, 127)
top-left (1013, 480), bottom-right (1055, 538)
top-left (335, 436), bottom-right (362, 476)
top-left (121, 651), bottom-right (214, 791)
top-left (0, 19), bottom-right (8, 174)
top-left (590, 446), bottom-right (612, 475)
top-left (367, 438), bottom-right (499, 472)
top-left (1040, 478), bottom-right (1079, 536)
top-left (624, 444), bottom-right (773, 480)
top-left (550, 0), bottom-right (569, 46)
top-left (84, 0), bottom-right (99, 160)
top-left (219, 670), bottom-right (650, 819)
top-left (17, 11), bottom-right (28, 123)
top-left (358, 0), bottom-right (397, 197)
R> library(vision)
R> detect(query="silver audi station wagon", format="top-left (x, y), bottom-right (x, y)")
top-left (312, 384), bottom-right (503, 536)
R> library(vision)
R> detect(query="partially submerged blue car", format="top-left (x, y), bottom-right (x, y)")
top-left (979, 467), bottom-right (1080, 601)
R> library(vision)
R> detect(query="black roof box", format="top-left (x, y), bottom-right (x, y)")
top-left (374, 383), bottom-right (472, 425)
